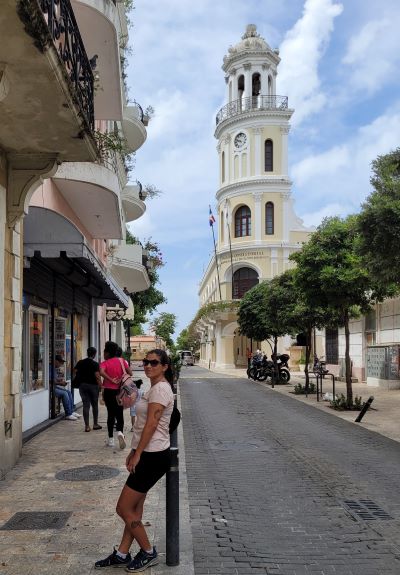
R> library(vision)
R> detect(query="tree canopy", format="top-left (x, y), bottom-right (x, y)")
top-left (150, 312), bottom-right (177, 350)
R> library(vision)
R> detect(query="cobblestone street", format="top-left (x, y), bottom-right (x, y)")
top-left (181, 366), bottom-right (400, 575)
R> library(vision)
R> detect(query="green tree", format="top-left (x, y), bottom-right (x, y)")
top-left (290, 216), bottom-right (373, 404)
top-left (176, 328), bottom-right (200, 353)
top-left (125, 230), bottom-right (166, 332)
top-left (238, 273), bottom-right (300, 383)
top-left (357, 148), bottom-right (400, 294)
top-left (150, 312), bottom-right (177, 350)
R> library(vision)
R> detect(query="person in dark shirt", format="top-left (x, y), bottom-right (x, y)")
top-left (74, 347), bottom-right (102, 432)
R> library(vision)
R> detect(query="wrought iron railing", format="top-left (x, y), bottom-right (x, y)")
top-left (216, 95), bottom-right (288, 126)
top-left (39, 0), bottom-right (95, 130)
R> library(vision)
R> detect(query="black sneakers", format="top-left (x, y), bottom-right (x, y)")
top-left (95, 548), bottom-right (132, 569)
top-left (126, 547), bottom-right (159, 572)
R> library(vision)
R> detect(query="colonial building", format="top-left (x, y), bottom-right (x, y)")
top-left (197, 25), bottom-right (312, 369)
top-left (0, 0), bottom-right (150, 476)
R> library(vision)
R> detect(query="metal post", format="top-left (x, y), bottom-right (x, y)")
top-left (166, 446), bottom-right (179, 566)
top-left (355, 396), bottom-right (374, 423)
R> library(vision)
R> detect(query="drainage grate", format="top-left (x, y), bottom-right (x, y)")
top-left (0, 511), bottom-right (71, 531)
top-left (55, 465), bottom-right (120, 482)
top-left (341, 499), bottom-right (393, 521)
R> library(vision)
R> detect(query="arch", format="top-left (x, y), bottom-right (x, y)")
top-left (264, 139), bottom-right (273, 172)
top-left (222, 321), bottom-right (238, 337)
top-left (221, 150), bottom-right (225, 182)
top-left (265, 201), bottom-right (274, 235)
top-left (223, 260), bottom-right (261, 283)
top-left (234, 205), bottom-right (251, 237)
top-left (238, 74), bottom-right (244, 101)
top-left (232, 267), bottom-right (259, 299)
top-left (268, 75), bottom-right (272, 96)
top-left (252, 72), bottom-right (261, 97)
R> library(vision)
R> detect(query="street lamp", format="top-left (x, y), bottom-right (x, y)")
top-left (123, 299), bottom-right (135, 365)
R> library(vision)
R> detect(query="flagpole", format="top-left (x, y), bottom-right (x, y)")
top-left (225, 200), bottom-right (234, 300)
top-left (209, 205), bottom-right (222, 301)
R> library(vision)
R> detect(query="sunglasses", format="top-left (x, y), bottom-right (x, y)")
top-left (142, 359), bottom-right (162, 367)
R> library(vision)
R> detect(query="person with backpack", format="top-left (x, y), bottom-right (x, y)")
top-left (95, 349), bottom-right (174, 572)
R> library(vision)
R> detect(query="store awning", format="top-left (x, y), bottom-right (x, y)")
top-left (24, 207), bottom-right (129, 307)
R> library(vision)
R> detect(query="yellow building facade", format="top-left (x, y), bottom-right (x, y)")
top-left (198, 25), bottom-right (312, 369)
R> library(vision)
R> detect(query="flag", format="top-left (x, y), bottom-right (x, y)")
top-left (209, 206), bottom-right (216, 227)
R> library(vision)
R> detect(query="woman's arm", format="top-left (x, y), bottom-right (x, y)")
top-left (95, 371), bottom-right (102, 386)
top-left (126, 402), bottom-right (164, 472)
top-left (99, 367), bottom-right (118, 385)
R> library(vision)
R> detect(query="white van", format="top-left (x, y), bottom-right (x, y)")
top-left (179, 350), bottom-right (194, 366)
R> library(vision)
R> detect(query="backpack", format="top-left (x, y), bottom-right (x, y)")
top-left (169, 404), bottom-right (181, 434)
top-left (116, 358), bottom-right (138, 409)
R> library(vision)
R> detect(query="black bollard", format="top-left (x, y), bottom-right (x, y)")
top-left (355, 396), bottom-right (374, 423)
top-left (166, 446), bottom-right (179, 566)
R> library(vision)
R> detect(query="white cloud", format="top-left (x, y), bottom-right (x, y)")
top-left (278, 0), bottom-right (343, 125)
top-left (301, 203), bottom-right (348, 226)
top-left (342, 9), bottom-right (400, 94)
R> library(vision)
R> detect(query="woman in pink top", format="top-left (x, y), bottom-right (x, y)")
top-left (95, 349), bottom-right (174, 572)
top-left (100, 341), bottom-right (132, 449)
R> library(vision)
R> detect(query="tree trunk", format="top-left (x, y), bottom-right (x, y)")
top-left (344, 312), bottom-right (353, 406)
top-left (272, 335), bottom-right (278, 388)
top-left (304, 326), bottom-right (312, 391)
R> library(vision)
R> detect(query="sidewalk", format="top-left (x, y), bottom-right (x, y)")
top-left (0, 377), bottom-right (194, 575)
top-left (211, 366), bottom-right (400, 444)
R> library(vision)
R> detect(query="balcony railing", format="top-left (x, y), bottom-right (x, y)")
top-left (39, 0), bottom-right (95, 130)
top-left (216, 95), bottom-right (288, 126)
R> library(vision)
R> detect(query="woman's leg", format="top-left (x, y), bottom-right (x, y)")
top-left (115, 402), bottom-right (125, 433)
top-left (79, 384), bottom-right (91, 427)
top-left (103, 388), bottom-right (117, 438)
top-left (116, 486), bottom-right (150, 551)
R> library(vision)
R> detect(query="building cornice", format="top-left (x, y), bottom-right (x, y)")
top-left (214, 108), bottom-right (293, 139)
top-left (216, 177), bottom-right (292, 201)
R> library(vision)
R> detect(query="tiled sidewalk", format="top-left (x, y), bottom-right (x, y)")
top-left (0, 379), bottom-right (194, 575)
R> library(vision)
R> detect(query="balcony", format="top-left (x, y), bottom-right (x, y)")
top-left (53, 161), bottom-right (123, 239)
top-left (122, 103), bottom-right (148, 153)
top-left (71, 0), bottom-right (123, 120)
top-left (122, 182), bottom-right (146, 223)
top-left (0, 0), bottom-right (97, 161)
top-left (215, 95), bottom-right (289, 127)
top-left (110, 242), bottom-right (150, 293)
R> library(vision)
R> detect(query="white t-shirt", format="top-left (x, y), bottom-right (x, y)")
top-left (131, 380), bottom-right (174, 452)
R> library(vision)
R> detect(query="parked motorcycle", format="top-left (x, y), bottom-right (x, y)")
top-left (248, 353), bottom-right (291, 383)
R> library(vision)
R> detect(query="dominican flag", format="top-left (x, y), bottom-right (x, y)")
top-left (209, 207), bottom-right (216, 227)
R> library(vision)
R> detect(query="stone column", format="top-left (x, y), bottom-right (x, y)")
top-left (243, 63), bottom-right (252, 105)
top-left (261, 63), bottom-right (269, 96)
top-left (280, 126), bottom-right (290, 176)
top-left (220, 335), bottom-right (235, 369)
top-left (254, 191), bottom-right (263, 242)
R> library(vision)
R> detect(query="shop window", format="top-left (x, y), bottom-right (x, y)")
top-left (365, 309), bottom-right (376, 345)
top-left (235, 206), bottom-right (251, 237)
top-left (265, 202), bottom-right (274, 234)
top-left (325, 328), bottom-right (339, 364)
top-left (22, 307), bottom-right (48, 394)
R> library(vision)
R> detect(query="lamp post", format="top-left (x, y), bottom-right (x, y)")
top-left (124, 298), bottom-right (135, 365)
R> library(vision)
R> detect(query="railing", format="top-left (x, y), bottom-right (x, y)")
top-left (130, 100), bottom-right (144, 124)
top-left (39, 0), bottom-right (95, 130)
top-left (216, 95), bottom-right (288, 126)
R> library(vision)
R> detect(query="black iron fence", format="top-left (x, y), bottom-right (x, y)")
top-left (216, 95), bottom-right (289, 126)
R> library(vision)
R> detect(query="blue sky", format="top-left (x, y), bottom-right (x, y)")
top-left (126, 0), bottom-right (400, 337)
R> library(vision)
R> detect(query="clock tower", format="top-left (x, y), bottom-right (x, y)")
top-left (198, 25), bottom-right (312, 369)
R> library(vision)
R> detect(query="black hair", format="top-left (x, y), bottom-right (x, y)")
top-left (87, 347), bottom-right (97, 358)
top-left (146, 349), bottom-right (174, 386)
top-left (104, 341), bottom-right (119, 358)
top-left (116, 347), bottom-right (123, 358)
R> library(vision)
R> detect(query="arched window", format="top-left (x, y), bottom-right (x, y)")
top-left (238, 75), bottom-right (244, 99)
top-left (234, 206), bottom-right (251, 237)
top-left (221, 151), bottom-right (225, 182)
top-left (265, 139), bottom-right (273, 172)
top-left (233, 267), bottom-right (259, 299)
top-left (252, 73), bottom-right (261, 97)
top-left (265, 202), bottom-right (274, 235)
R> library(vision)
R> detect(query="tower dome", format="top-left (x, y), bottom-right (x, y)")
top-left (223, 25), bottom-right (279, 72)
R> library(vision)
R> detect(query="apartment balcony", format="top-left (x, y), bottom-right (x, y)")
top-left (215, 95), bottom-right (289, 128)
top-left (71, 0), bottom-right (124, 120)
top-left (53, 161), bottom-right (123, 239)
top-left (122, 103), bottom-right (148, 153)
top-left (122, 182), bottom-right (146, 223)
top-left (0, 0), bottom-right (97, 161)
top-left (110, 242), bottom-right (150, 293)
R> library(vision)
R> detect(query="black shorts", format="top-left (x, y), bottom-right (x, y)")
top-left (125, 448), bottom-right (170, 493)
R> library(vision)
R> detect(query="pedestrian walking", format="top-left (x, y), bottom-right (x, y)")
top-left (94, 348), bottom-right (174, 572)
top-left (100, 341), bottom-right (132, 449)
top-left (73, 347), bottom-right (102, 432)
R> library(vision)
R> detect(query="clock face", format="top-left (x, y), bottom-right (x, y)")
top-left (234, 132), bottom-right (247, 149)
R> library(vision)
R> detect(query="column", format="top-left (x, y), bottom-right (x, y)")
top-left (231, 68), bottom-right (238, 101)
top-left (280, 126), bottom-right (290, 176)
top-left (252, 127), bottom-right (263, 176)
top-left (243, 63), bottom-right (252, 106)
top-left (261, 63), bottom-right (269, 96)
top-left (254, 192), bottom-right (263, 242)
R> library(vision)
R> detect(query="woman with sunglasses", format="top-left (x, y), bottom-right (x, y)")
top-left (95, 349), bottom-right (174, 572)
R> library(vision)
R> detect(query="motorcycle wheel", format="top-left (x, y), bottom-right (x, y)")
top-left (279, 368), bottom-right (291, 383)
top-left (248, 367), bottom-right (257, 380)
top-left (257, 368), bottom-right (269, 382)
